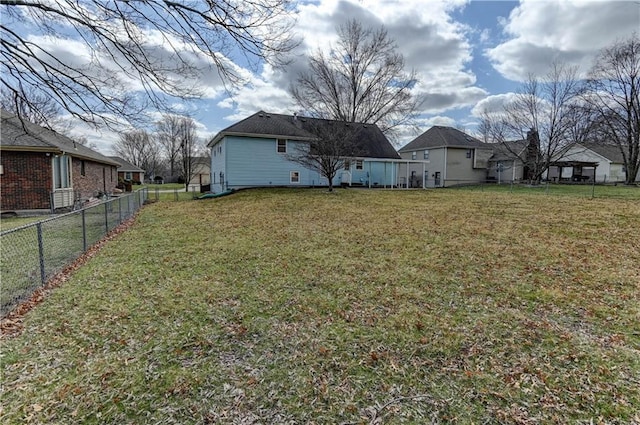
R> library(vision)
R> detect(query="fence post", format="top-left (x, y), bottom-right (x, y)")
top-left (104, 201), bottom-right (109, 233)
top-left (118, 197), bottom-right (122, 223)
top-left (591, 178), bottom-right (596, 199)
top-left (82, 209), bottom-right (87, 251)
top-left (36, 222), bottom-right (46, 286)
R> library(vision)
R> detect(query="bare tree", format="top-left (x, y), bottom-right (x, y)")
top-left (113, 129), bottom-right (160, 179)
top-left (0, 86), bottom-right (63, 127)
top-left (584, 34), bottom-right (640, 184)
top-left (290, 19), bottom-right (419, 138)
top-left (154, 114), bottom-right (184, 179)
top-left (287, 119), bottom-right (363, 192)
top-left (1, 0), bottom-right (297, 127)
top-left (176, 117), bottom-right (199, 192)
top-left (481, 62), bottom-right (584, 182)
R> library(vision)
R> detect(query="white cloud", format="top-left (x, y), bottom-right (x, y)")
top-left (471, 93), bottom-right (519, 117)
top-left (216, 0), bottom-right (485, 118)
top-left (487, 0), bottom-right (639, 81)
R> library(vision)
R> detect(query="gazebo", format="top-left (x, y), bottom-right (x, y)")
top-left (547, 161), bottom-right (599, 183)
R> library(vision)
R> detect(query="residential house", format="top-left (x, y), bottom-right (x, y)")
top-left (188, 156), bottom-right (211, 190)
top-left (109, 156), bottom-right (145, 184)
top-left (207, 111), bottom-right (401, 192)
top-left (397, 126), bottom-right (494, 187)
top-left (486, 140), bottom-right (527, 183)
top-left (549, 142), bottom-right (638, 183)
top-left (1, 109), bottom-right (118, 213)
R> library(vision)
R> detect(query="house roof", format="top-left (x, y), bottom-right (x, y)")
top-left (1, 109), bottom-right (119, 166)
top-left (209, 110), bottom-right (400, 159)
top-left (108, 156), bottom-right (145, 173)
top-left (398, 126), bottom-right (487, 152)
top-left (489, 140), bottom-right (528, 161)
top-left (579, 142), bottom-right (625, 163)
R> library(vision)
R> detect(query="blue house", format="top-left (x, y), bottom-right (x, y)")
top-left (207, 111), bottom-right (401, 192)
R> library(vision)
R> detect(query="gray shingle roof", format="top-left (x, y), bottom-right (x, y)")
top-left (489, 140), bottom-right (528, 161)
top-left (108, 156), bottom-right (145, 172)
top-left (580, 142), bottom-right (625, 163)
top-left (398, 126), bottom-right (486, 152)
top-left (209, 111), bottom-right (400, 159)
top-left (1, 109), bottom-right (119, 166)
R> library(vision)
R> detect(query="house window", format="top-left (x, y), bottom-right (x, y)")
top-left (423, 150), bottom-right (429, 160)
top-left (344, 160), bottom-right (351, 170)
top-left (80, 160), bottom-right (86, 176)
top-left (277, 139), bottom-right (287, 153)
top-left (290, 171), bottom-right (300, 183)
top-left (53, 154), bottom-right (71, 189)
top-left (411, 151), bottom-right (417, 160)
top-left (466, 149), bottom-right (473, 159)
top-left (355, 160), bottom-right (363, 170)
top-left (125, 172), bottom-right (132, 180)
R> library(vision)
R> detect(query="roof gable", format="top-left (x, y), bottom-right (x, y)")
top-left (1, 109), bottom-right (118, 166)
top-left (399, 126), bottom-right (486, 152)
top-left (210, 111), bottom-right (400, 159)
top-left (579, 142), bottom-right (624, 163)
top-left (108, 156), bottom-right (145, 172)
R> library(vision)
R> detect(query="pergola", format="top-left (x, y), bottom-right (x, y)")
top-left (547, 160), bottom-right (599, 183)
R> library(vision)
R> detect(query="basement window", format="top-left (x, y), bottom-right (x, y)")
top-left (277, 139), bottom-right (287, 153)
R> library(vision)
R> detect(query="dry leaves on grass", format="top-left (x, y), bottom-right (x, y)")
top-left (0, 214), bottom-right (140, 339)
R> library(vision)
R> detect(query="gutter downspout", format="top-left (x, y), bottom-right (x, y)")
top-left (443, 148), bottom-right (447, 187)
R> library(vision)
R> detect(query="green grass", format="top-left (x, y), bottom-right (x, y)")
top-left (142, 183), bottom-right (186, 191)
top-left (454, 182), bottom-right (640, 199)
top-left (0, 216), bottom-right (50, 232)
top-left (1, 189), bottom-right (639, 423)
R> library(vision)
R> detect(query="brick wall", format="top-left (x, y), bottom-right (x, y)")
top-left (0, 151), bottom-right (53, 210)
top-left (72, 158), bottom-right (118, 198)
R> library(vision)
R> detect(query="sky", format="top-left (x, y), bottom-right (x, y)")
top-left (18, 0), bottom-right (640, 153)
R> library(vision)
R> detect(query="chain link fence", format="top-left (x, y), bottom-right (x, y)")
top-left (1, 189), bottom-right (148, 317)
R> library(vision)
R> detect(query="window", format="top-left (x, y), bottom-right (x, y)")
top-left (344, 160), bottom-right (351, 170)
top-left (290, 171), bottom-right (300, 183)
top-left (80, 160), bottom-right (86, 176)
top-left (53, 155), bottom-right (71, 189)
top-left (125, 172), bottom-right (132, 180)
top-left (466, 149), bottom-right (473, 159)
top-left (411, 151), bottom-right (417, 160)
top-left (355, 160), bottom-right (363, 170)
top-left (277, 139), bottom-right (287, 153)
top-left (423, 150), bottom-right (429, 160)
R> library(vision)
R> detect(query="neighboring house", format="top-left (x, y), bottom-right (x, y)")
top-left (109, 156), bottom-right (145, 183)
top-left (188, 156), bottom-right (211, 190)
top-left (398, 126), bottom-right (494, 187)
top-left (207, 111), bottom-right (401, 192)
top-left (487, 140), bottom-right (527, 183)
top-left (1, 109), bottom-right (119, 213)
top-left (549, 142), bottom-right (637, 183)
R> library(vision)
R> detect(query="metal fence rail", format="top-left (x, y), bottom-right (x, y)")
top-left (1, 189), bottom-right (148, 317)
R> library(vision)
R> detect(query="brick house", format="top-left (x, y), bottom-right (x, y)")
top-left (109, 156), bottom-right (145, 184)
top-left (1, 109), bottom-right (119, 213)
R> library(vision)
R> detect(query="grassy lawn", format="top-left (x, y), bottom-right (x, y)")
top-left (142, 183), bottom-right (186, 191)
top-left (453, 182), bottom-right (640, 199)
top-left (1, 189), bottom-right (638, 423)
top-left (0, 216), bottom-right (50, 232)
